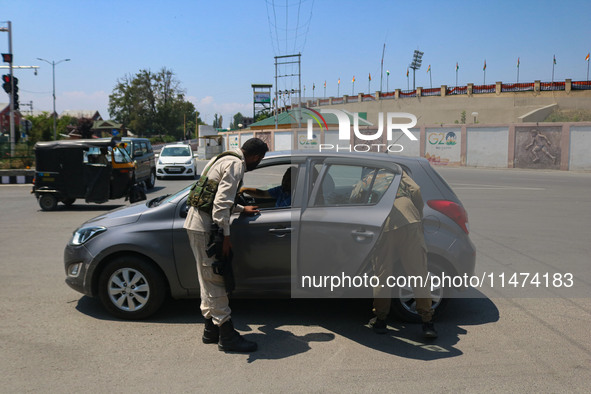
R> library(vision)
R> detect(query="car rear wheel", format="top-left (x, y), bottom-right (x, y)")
top-left (39, 194), bottom-right (58, 211)
top-left (98, 256), bottom-right (166, 319)
top-left (146, 170), bottom-right (156, 189)
top-left (62, 197), bottom-right (76, 206)
top-left (390, 264), bottom-right (449, 323)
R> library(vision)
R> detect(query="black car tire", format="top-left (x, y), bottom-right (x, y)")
top-left (389, 264), bottom-right (449, 323)
top-left (62, 197), bottom-right (76, 206)
top-left (146, 170), bottom-right (156, 189)
top-left (98, 256), bottom-right (166, 320)
top-left (39, 194), bottom-right (58, 211)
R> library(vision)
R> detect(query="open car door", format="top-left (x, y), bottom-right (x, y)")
top-left (293, 157), bottom-right (402, 298)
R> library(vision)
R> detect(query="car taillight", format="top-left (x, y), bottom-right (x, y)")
top-left (427, 200), bottom-right (469, 234)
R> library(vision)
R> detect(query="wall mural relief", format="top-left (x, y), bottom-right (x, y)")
top-left (515, 126), bottom-right (561, 169)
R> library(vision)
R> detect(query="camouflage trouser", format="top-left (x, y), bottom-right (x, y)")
top-left (372, 222), bottom-right (434, 322)
top-left (186, 230), bottom-right (231, 326)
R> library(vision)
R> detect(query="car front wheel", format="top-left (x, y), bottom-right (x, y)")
top-left (98, 256), bottom-right (166, 319)
top-left (389, 264), bottom-right (449, 323)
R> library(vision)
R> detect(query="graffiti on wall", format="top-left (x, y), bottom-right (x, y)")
top-left (425, 129), bottom-right (461, 165)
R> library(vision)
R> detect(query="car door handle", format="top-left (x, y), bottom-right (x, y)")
top-left (269, 227), bottom-right (293, 237)
top-left (351, 230), bottom-right (374, 242)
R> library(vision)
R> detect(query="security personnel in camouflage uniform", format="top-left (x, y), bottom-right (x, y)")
top-left (184, 138), bottom-right (268, 352)
top-left (370, 170), bottom-right (437, 338)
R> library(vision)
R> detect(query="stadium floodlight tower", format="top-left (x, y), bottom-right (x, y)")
top-left (409, 50), bottom-right (424, 90)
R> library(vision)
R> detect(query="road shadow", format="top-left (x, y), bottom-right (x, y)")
top-left (38, 204), bottom-right (126, 212)
top-left (75, 292), bottom-right (499, 362)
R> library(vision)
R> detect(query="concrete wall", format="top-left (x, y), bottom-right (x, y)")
top-left (466, 127), bottom-right (510, 168)
top-left (305, 88), bottom-right (591, 127)
top-left (225, 121), bottom-right (591, 171)
top-left (569, 126), bottom-right (591, 170)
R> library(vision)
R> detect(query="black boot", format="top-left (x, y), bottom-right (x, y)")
top-left (202, 318), bottom-right (219, 344)
top-left (422, 321), bottom-right (438, 338)
top-left (218, 319), bottom-right (257, 352)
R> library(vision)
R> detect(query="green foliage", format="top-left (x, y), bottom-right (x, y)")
top-left (109, 67), bottom-right (203, 140)
top-left (24, 112), bottom-right (74, 144)
top-left (544, 109), bottom-right (591, 122)
top-left (255, 110), bottom-right (272, 123)
top-left (149, 135), bottom-right (176, 144)
top-left (229, 112), bottom-right (244, 129)
top-left (460, 110), bottom-right (467, 124)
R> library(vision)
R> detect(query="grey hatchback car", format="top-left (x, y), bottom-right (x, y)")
top-left (64, 151), bottom-right (476, 321)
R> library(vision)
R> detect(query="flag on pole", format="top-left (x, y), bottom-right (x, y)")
top-left (352, 76), bottom-right (355, 82)
top-left (369, 73), bottom-right (371, 81)
top-left (455, 62), bottom-right (459, 71)
top-left (313, 83), bottom-right (315, 90)
top-left (483, 60), bottom-right (487, 71)
top-left (427, 65), bottom-right (431, 73)
top-left (553, 55), bottom-right (557, 64)
top-left (586, 53), bottom-right (590, 62)
top-left (324, 81), bottom-right (326, 88)
top-left (406, 68), bottom-right (409, 77)
top-left (517, 57), bottom-right (520, 68)
top-left (386, 70), bottom-right (390, 76)
top-left (338, 78), bottom-right (340, 84)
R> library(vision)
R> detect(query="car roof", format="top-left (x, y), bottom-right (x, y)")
top-left (263, 150), bottom-right (430, 166)
top-left (35, 139), bottom-right (114, 150)
top-left (161, 143), bottom-right (191, 148)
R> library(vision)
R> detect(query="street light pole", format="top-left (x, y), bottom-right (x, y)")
top-left (36, 57), bottom-right (70, 140)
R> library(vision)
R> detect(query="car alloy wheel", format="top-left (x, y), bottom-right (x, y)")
top-left (98, 256), bottom-right (166, 319)
top-left (390, 265), bottom-right (449, 322)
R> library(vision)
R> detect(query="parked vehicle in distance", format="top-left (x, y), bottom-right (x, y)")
top-left (64, 151), bottom-right (476, 321)
top-left (156, 143), bottom-right (197, 179)
top-left (32, 139), bottom-right (144, 211)
top-left (120, 137), bottom-right (156, 189)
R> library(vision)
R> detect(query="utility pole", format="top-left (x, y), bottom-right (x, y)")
top-left (0, 21), bottom-right (15, 156)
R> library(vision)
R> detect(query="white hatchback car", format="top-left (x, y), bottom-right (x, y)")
top-left (156, 143), bottom-right (196, 179)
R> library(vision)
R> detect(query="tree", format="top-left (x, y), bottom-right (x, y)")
top-left (213, 113), bottom-right (223, 129)
top-left (25, 112), bottom-right (73, 144)
top-left (255, 110), bottom-right (272, 123)
top-left (109, 67), bottom-right (203, 140)
top-left (229, 112), bottom-right (244, 129)
top-left (77, 118), bottom-right (94, 139)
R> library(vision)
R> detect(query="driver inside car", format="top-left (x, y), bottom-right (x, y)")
top-left (239, 166), bottom-right (296, 208)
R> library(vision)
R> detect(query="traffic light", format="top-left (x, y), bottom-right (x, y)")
top-left (13, 77), bottom-right (19, 110)
top-left (1, 75), bottom-right (19, 110)
top-left (2, 74), bottom-right (10, 93)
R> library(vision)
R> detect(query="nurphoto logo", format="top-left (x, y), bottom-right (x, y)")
top-left (303, 108), bottom-right (418, 153)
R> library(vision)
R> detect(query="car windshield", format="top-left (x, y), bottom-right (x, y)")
top-left (113, 146), bottom-right (132, 163)
top-left (161, 146), bottom-right (191, 157)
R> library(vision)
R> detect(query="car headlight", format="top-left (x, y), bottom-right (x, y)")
top-left (158, 159), bottom-right (163, 165)
top-left (70, 226), bottom-right (107, 245)
top-left (184, 159), bottom-right (193, 164)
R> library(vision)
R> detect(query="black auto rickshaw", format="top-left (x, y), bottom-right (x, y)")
top-left (32, 138), bottom-right (146, 211)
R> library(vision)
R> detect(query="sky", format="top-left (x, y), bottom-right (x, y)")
top-left (2, 0), bottom-right (591, 128)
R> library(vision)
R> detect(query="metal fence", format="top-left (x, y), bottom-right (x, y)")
top-left (421, 87), bottom-right (441, 96)
top-left (446, 86), bottom-right (467, 95)
top-left (572, 81), bottom-right (591, 90)
top-left (501, 82), bottom-right (535, 92)
top-left (0, 141), bottom-right (36, 169)
top-left (473, 84), bottom-right (496, 94)
top-left (540, 82), bottom-right (565, 91)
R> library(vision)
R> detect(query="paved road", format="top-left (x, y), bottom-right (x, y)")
top-left (0, 166), bottom-right (589, 392)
